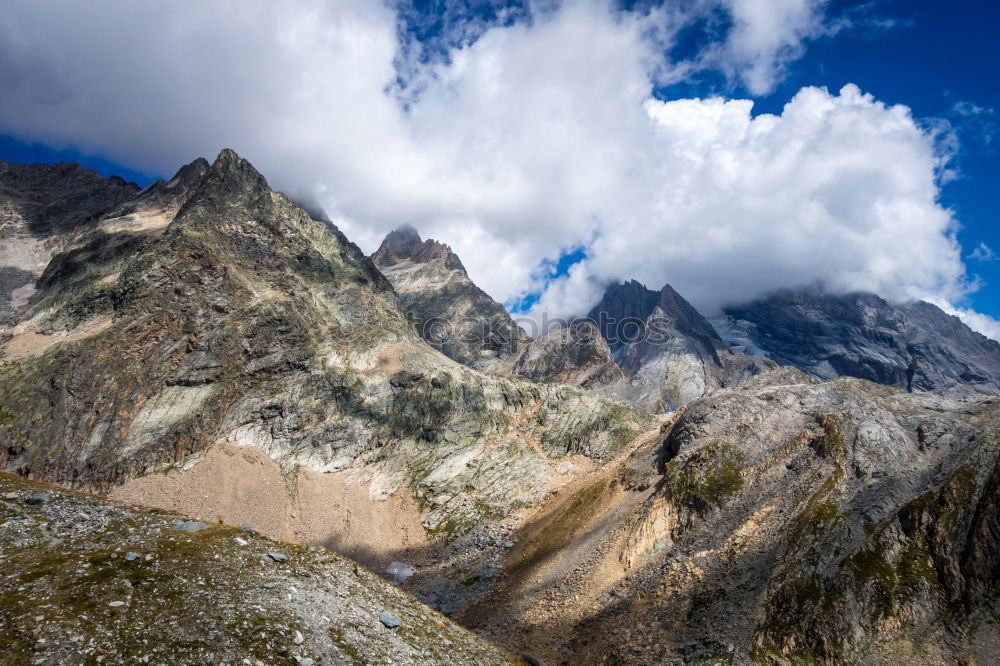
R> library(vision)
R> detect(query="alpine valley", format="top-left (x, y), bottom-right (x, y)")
top-left (2, 151), bottom-right (998, 665)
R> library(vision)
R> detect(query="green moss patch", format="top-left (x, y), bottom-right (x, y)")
top-left (665, 440), bottom-right (745, 511)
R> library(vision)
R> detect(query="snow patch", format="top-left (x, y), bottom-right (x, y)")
top-left (385, 561), bottom-right (416, 584)
top-left (8, 282), bottom-right (36, 309)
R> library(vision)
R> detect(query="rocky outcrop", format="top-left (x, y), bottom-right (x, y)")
top-left (0, 473), bottom-right (517, 665)
top-left (0, 150), bottom-right (648, 538)
top-left (649, 381), bottom-right (1000, 664)
top-left (719, 289), bottom-right (1000, 396)
top-left (372, 227), bottom-right (529, 369)
top-left (505, 321), bottom-right (624, 389)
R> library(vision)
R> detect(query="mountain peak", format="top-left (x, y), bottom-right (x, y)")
top-left (586, 279), bottom-right (661, 355)
top-left (372, 226), bottom-right (465, 272)
top-left (657, 283), bottom-right (723, 347)
top-left (213, 147), bottom-right (243, 167)
top-left (172, 156), bottom-right (210, 181)
top-left (202, 148), bottom-right (270, 195)
top-left (371, 226), bottom-right (527, 367)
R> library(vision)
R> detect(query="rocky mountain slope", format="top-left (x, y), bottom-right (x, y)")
top-left (372, 226), bottom-right (529, 369)
top-left (504, 320), bottom-right (625, 389)
top-left (455, 378), bottom-right (1000, 665)
top-left (0, 148), bottom-right (647, 537)
top-left (0, 159), bottom-right (139, 326)
top-left (0, 473), bottom-right (517, 665)
top-left (719, 289), bottom-right (1000, 396)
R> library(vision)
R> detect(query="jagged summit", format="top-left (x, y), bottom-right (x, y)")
top-left (658, 283), bottom-right (724, 347)
top-left (580, 277), bottom-right (1000, 405)
top-left (585, 279), bottom-right (661, 357)
top-left (164, 156), bottom-right (210, 189)
top-left (589, 281), bottom-right (770, 409)
top-left (373, 225), bottom-right (466, 273)
top-left (371, 226), bottom-right (528, 368)
top-left (142, 156), bottom-right (210, 191)
top-left (103, 157), bottom-right (210, 225)
top-left (189, 148), bottom-right (272, 203)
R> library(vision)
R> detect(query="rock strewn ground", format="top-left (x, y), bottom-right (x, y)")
top-left (0, 473), bottom-right (519, 666)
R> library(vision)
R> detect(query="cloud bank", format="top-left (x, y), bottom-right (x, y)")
top-left (1, 0), bottom-right (996, 338)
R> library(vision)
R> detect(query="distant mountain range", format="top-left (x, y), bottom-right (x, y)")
top-left (370, 226), bottom-right (1000, 409)
top-left (2, 152), bottom-right (998, 665)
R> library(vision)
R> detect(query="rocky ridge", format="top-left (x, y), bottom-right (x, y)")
top-left (456, 378), bottom-right (1000, 665)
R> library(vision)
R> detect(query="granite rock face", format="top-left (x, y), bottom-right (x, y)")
top-left (0, 150), bottom-right (648, 536)
top-left (719, 289), bottom-right (1000, 396)
top-left (372, 226), bottom-right (529, 369)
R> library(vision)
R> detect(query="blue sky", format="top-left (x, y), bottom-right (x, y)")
top-left (753, 1), bottom-right (1000, 323)
top-left (2, 0), bottom-right (997, 333)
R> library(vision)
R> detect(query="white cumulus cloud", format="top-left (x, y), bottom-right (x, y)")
top-left (0, 0), bottom-right (996, 339)
top-left (969, 243), bottom-right (997, 262)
